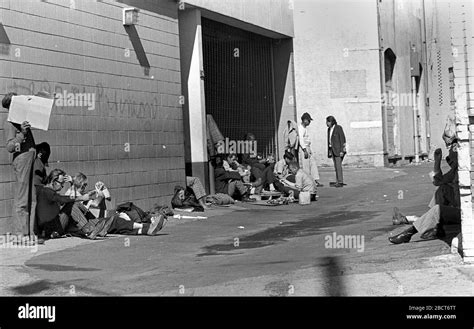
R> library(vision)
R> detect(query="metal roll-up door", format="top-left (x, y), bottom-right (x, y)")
top-left (202, 18), bottom-right (276, 157)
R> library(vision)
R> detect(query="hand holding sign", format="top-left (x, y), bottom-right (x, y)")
top-left (7, 94), bottom-right (54, 131)
top-left (20, 121), bottom-right (31, 133)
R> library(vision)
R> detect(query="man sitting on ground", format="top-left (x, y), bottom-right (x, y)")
top-left (214, 155), bottom-right (254, 202)
top-left (389, 146), bottom-right (460, 244)
top-left (275, 161), bottom-right (317, 200)
top-left (36, 169), bottom-right (91, 239)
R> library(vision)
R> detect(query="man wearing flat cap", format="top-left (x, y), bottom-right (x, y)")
top-left (298, 112), bottom-right (323, 187)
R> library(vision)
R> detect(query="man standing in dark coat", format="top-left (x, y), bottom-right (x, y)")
top-left (326, 116), bottom-right (346, 188)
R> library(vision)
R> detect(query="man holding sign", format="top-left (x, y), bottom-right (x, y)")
top-left (3, 92), bottom-right (38, 244)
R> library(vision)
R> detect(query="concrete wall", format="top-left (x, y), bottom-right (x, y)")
top-left (178, 8), bottom-right (208, 189)
top-left (181, 0), bottom-right (294, 38)
top-left (0, 0), bottom-right (185, 233)
top-left (273, 38), bottom-right (298, 158)
top-left (378, 0), bottom-right (429, 159)
top-left (293, 0), bottom-right (383, 167)
top-left (448, 0), bottom-right (474, 262)
top-left (424, 0), bottom-right (455, 154)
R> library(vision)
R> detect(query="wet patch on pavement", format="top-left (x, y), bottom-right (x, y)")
top-left (27, 264), bottom-right (100, 272)
top-left (197, 210), bottom-right (380, 257)
top-left (11, 280), bottom-right (52, 295)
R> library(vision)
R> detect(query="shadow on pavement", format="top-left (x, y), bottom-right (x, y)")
top-left (197, 210), bottom-right (379, 257)
top-left (321, 256), bottom-right (347, 296)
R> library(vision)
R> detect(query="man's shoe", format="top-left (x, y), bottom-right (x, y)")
top-left (420, 225), bottom-right (446, 240)
top-left (334, 183), bottom-right (343, 188)
top-left (241, 197), bottom-right (256, 202)
top-left (392, 207), bottom-right (409, 225)
top-left (315, 181), bottom-right (324, 187)
top-left (389, 230), bottom-right (414, 244)
top-left (147, 215), bottom-right (166, 235)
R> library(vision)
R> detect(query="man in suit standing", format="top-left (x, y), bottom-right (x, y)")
top-left (327, 116), bottom-right (346, 188)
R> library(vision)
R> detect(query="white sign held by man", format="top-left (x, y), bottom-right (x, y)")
top-left (7, 95), bottom-right (54, 131)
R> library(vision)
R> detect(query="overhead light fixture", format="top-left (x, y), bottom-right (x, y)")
top-left (123, 7), bottom-right (139, 26)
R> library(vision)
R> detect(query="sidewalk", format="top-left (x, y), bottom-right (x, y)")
top-left (1, 163), bottom-right (473, 296)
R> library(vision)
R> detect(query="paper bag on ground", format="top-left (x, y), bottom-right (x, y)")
top-left (7, 95), bottom-right (54, 131)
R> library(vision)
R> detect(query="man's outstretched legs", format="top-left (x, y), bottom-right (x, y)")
top-left (389, 205), bottom-right (460, 244)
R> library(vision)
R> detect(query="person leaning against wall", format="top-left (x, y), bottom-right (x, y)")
top-left (326, 116), bottom-right (346, 188)
top-left (2, 92), bottom-right (39, 244)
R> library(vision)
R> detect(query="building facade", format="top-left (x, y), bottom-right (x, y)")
top-left (178, 0), bottom-right (296, 190)
top-left (293, 0), bottom-right (438, 167)
top-left (448, 0), bottom-right (473, 263)
top-left (0, 0), bottom-right (296, 234)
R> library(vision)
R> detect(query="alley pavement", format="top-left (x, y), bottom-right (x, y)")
top-left (1, 162), bottom-right (473, 296)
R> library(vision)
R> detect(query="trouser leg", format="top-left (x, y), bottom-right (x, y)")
top-left (68, 203), bottom-right (90, 231)
top-left (227, 181), bottom-right (236, 198)
top-left (413, 205), bottom-right (460, 236)
top-left (333, 156), bottom-right (343, 184)
top-left (300, 149), bottom-right (320, 181)
top-left (309, 151), bottom-right (320, 181)
top-left (186, 176), bottom-right (207, 200)
top-left (263, 166), bottom-right (276, 187)
top-left (273, 181), bottom-right (300, 198)
top-left (413, 205), bottom-right (440, 235)
top-left (250, 166), bottom-right (264, 194)
top-left (12, 151), bottom-right (36, 236)
top-left (107, 216), bottom-right (135, 234)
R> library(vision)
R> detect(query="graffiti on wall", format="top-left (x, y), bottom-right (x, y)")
top-left (7, 79), bottom-right (177, 125)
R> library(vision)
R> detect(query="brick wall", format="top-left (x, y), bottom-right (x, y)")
top-left (449, 1), bottom-right (474, 262)
top-left (0, 0), bottom-right (185, 233)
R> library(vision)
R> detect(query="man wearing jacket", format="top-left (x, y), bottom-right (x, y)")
top-left (213, 156), bottom-right (253, 202)
top-left (3, 92), bottom-right (38, 242)
top-left (326, 116), bottom-right (346, 188)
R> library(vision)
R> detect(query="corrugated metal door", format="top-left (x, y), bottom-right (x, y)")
top-left (202, 18), bottom-right (276, 156)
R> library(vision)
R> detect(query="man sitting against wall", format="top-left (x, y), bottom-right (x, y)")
top-left (213, 155), bottom-right (254, 202)
top-left (36, 169), bottom-right (92, 239)
top-left (389, 145), bottom-right (461, 244)
top-left (61, 172), bottom-right (166, 239)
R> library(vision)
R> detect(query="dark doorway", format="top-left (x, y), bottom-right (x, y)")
top-left (384, 48), bottom-right (397, 155)
top-left (201, 18), bottom-right (276, 156)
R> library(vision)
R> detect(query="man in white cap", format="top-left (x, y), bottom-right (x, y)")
top-left (298, 112), bottom-right (323, 187)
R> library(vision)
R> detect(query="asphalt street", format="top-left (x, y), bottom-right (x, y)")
top-left (1, 162), bottom-right (473, 296)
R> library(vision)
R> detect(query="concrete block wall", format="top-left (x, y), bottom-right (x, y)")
top-left (449, 0), bottom-right (474, 262)
top-left (0, 0), bottom-right (185, 234)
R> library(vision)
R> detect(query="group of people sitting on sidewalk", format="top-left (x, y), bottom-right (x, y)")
top-left (212, 148), bottom-right (317, 202)
top-left (36, 164), bottom-right (168, 243)
top-left (35, 168), bottom-right (167, 242)
top-left (3, 92), bottom-right (168, 245)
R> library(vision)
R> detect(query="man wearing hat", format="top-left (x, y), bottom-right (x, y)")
top-left (298, 112), bottom-right (323, 187)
